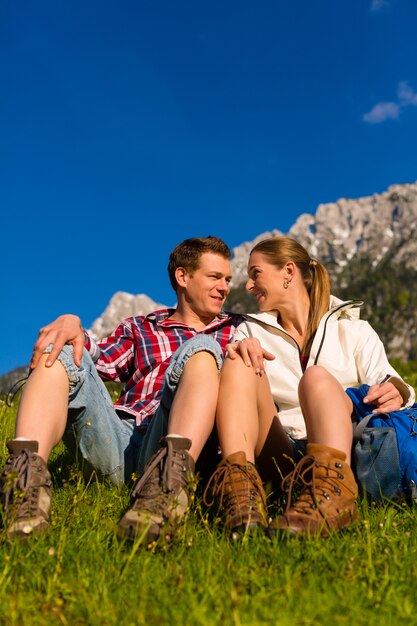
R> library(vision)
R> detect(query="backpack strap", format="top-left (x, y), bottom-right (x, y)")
top-left (352, 412), bottom-right (390, 446)
top-left (352, 414), bottom-right (374, 445)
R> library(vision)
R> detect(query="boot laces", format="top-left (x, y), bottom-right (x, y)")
top-left (131, 441), bottom-right (190, 515)
top-left (203, 460), bottom-right (265, 514)
top-left (281, 455), bottom-right (343, 516)
top-left (2, 450), bottom-right (50, 518)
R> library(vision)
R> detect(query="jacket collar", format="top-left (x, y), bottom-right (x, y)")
top-left (243, 296), bottom-right (363, 329)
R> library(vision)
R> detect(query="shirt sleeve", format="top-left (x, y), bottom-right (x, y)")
top-left (83, 331), bottom-right (100, 362)
top-left (87, 319), bottom-right (137, 383)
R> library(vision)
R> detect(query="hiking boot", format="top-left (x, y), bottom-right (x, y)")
top-left (117, 436), bottom-right (196, 543)
top-left (268, 443), bottom-right (358, 538)
top-left (0, 440), bottom-right (52, 539)
top-left (203, 451), bottom-right (268, 535)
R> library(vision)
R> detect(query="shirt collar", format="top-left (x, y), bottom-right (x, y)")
top-left (145, 308), bottom-right (234, 329)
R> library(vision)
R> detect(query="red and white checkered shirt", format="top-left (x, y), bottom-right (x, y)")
top-left (84, 308), bottom-right (243, 427)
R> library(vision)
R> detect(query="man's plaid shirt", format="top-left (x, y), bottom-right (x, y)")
top-left (84, 308), bottom-right (243, 427)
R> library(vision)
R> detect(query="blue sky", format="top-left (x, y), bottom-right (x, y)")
top-left (1, 0), bottom-right (417, 375)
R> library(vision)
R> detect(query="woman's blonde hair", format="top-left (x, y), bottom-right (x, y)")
top-left (251, 236), bottom-right (331, 355)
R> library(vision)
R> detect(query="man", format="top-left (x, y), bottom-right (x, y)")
top-left (1, 236), bottom-right (264, 542)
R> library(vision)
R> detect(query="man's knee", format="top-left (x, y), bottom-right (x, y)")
top-left (160, 335), bottom-right (223, 408)
top-left (181, 334), bottom-right (222, 362)
top-left (184, 346), bottom-right (221, 370)
top-left (167, 336), bottom-right (223, 386)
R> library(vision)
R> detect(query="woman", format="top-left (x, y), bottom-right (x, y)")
top-left (205, 236), bottom-right (415, 537)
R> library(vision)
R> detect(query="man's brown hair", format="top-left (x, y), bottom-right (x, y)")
top-left (168, 236), bottom-right (231, 292)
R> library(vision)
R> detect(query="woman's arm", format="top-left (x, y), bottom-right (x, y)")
top-left (354, 320), bottom-right (415, 409)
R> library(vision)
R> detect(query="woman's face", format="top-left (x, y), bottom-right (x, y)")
top-left (246, 251), bottom-right (287, 311)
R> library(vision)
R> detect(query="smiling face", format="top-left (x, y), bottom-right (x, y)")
top-left (180, 251), bottom-right (232, 319)
top-left (246, 251), bottom-right (288, 311)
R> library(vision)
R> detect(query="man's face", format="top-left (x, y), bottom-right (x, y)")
top-left (182, 252), bottom-right (232, 318)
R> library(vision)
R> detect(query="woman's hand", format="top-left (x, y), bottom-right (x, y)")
top-left (226, 338), bottom-right (275, 375)
top-left (363, 380), bottom-right (403, 413)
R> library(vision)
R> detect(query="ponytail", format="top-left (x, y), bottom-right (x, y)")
top-left (304, 259), bottom-right (330, 355)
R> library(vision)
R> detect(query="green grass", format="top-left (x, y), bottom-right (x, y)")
top-left (1, 369), bottom-right (417, 626)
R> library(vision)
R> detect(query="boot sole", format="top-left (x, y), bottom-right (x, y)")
top-left (116, 518), bottom-right (161, 544)
top-left (267, 510), bottom-right (358, 539)
top-left (229, 521), bottom-right (268, 538)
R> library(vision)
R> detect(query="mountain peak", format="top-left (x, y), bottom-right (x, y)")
top-left (229, 181), bottom-right (417, 285)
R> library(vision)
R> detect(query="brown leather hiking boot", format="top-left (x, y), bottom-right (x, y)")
top-left (1, 440), bottom-right (52, 539)
top-left (117, 436), bottom-right (196, 543)
top-left (268, 443), bottom-right (358, 538)
top-left (204, 451), bottom-right (268, 535)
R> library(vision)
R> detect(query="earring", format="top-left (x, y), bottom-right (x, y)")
top-left (283, 278), bottom-right (290, 289)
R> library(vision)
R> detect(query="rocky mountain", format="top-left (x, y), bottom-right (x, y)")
top-left (229, 181), bottom-right (417, 360)
top-left (0, 366), bottom-right (29, 397)
top-left (230, 181), bottom-right (417, 286)
top-left (87, 292), bottom-right (166, 339)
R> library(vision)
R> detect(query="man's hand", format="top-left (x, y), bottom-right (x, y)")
top-left (30, 314), bottom-right (85, 369)
top-left (226, 338), bottom-right (275, 375)
top-left (363, 380), bottom-right (403, 414)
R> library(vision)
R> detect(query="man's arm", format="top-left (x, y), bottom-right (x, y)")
top-left (30, 314), bottom-right (85, 369)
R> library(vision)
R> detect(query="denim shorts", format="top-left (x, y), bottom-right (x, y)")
top-left (48, 334), bottom-right (224, 486)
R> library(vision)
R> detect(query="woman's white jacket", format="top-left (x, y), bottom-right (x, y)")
top-left (232, 296), bottom-right (415, 440)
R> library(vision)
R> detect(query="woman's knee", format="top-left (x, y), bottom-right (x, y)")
top-left (298, 365), bottom-right (339, 399)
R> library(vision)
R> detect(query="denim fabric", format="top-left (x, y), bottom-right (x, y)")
top-left (47, 344), bottom-right (141, 486)
top-left (48, 334), bottom-right (224, 484)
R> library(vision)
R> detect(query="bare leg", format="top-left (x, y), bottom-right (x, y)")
top-left (216, 356), bottom-right (293, 475)
top-left (15, 354), bottom-right (69, 462)
top-left (207, 357), bottom-right (293, 532)
top-left (168, 351), bottom-right (220, 462)
top-left (298, 365), bottom-right (354, 464)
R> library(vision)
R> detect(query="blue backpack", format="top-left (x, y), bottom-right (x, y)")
top-left (347, 385), bottom-right (417, 502)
